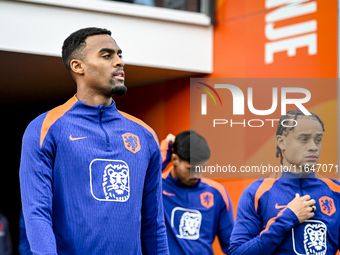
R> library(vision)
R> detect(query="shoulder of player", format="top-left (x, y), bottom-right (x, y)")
top-left (200, 178), bottom-right (232, 210)
top-left (23, 97), bottom-right (78, 148)
top-left (118, 110), bottom-right (159, 147)
top-left (240, 177), bottom-right (276, 201)
top-left (200, 178), bottom-right (229, 197)
top-left (315, 174), bottom-right (340, 194)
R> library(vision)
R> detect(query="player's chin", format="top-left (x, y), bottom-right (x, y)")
top-left (301, 162), bottom-right (318, 171)
top-left (187, 179), bottom-right (199, 185)
top-left (112, 84), bottom-right (127, 96)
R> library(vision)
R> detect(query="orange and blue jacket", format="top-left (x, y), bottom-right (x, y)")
top-left (229, 171), bottom-right (340, 255)
top-left (161, 140), bottom-right (234, 255)
top-left (19, 96), bottom-right (169, 255)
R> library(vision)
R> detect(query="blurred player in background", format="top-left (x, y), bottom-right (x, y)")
top-left (229, 110), bottom-right (340, 254)
top-left (161, 130), bottom-right (234, 254)
top-left (0, 212), bottom-right (11, 255)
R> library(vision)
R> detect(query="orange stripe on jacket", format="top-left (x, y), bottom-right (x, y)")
top-left (316, 174), bottom-right (340, 193)
top-left (162, 167), bottom-right (172, 179)
top-left (260, 207), bottom-right (287, 236)
top-left (40, 96), bottom-right (78, 148)
top-left (119, 111), bottom-right (159, 147)
top-left (254, 173), bottom-right (281, 213)
top-left (201, 178), bottom-right (230, 211)
top-left (160, 139), bottom-right (169, 164)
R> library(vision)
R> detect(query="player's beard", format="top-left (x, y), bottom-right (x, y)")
top-left (112, 84), bottom-right (127, 96)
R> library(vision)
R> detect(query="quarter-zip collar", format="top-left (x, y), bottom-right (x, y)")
top-left (73, 97), bottom-right (120, 122)
top-left (281, 170), bottom-right (316, 179)
top-left (166, 170), bottom-right (201, 188)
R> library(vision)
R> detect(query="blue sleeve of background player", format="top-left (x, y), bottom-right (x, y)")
top-left (228, 185), bottom-right (300, 255)
top-left (19, 115), bottom-right (58, 255)
top-left (141, 135), bottom-right (169, 254)
top-left (160, 139), bottom-right (172, 171)
top-left (217, 190), bottom-right (234, 254)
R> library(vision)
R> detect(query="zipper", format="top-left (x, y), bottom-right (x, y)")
top-left (185, 188), bottom-right (188, 205)
top-left (99, 106), bottom-right (110, 148)
top-left (299, 178), bottom-right (304, 196)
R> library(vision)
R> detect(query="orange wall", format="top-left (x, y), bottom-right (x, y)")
top-left (115, 77), bottom-right (191, 139)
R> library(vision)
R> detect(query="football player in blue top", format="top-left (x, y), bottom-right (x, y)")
top-left (19, 27), bottom-right (169, 255)
top-left (161, 130), bottom-right (234, 255)
top-left (229, 110), bottom-right (340, 255)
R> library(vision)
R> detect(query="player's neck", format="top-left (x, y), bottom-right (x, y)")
top-left (76, 91), bottom-right (112, 106)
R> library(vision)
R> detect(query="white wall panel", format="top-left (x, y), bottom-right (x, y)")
top-left (0, 0), bottom-right (213, 73)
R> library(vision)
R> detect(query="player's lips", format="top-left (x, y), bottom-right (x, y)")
top-left (305, 155), bottom-right (318, 161)
top-left (189, 179), bottom-right (199, 183)
top-left (113, 71), bottom-right (124, 80)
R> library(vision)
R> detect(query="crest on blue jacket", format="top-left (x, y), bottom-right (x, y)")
top-left (292, 220), bottom-right (327, 255)
top-left (171, 207), bottom-right (202, 240)
top-left (90, 159), bottom-right (130, 202)
top-left (122, 133), bottom-right (141, 154)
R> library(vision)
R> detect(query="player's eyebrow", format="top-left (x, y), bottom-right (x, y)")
top-left (297, 133), bottom-right (323, 137)
top-left (98, 48), bottom-right (122, 54)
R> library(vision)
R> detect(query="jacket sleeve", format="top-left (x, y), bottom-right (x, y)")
top-left (19, 116), bottom-right (58, 255)
top-left (141, 136), bottom-right (169, 255)
top-left (228, 185), bottom-right (300, 255)
top-left (160, 139), bottom-right (172, 171)
top-left (217, 190), bottom-right (234, 254)
top-left (19, 210), bottom-right (33, 255)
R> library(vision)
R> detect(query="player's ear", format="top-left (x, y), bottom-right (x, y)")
top-left (277, 135), bottom-right (285, 150)
top-left (171, 153), bottom-right (180, 165)
top-left (70, 59), bottom-right (84, 75)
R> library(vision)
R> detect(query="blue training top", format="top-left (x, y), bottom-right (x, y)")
top-left (20, 96), bottom-right (169, 255)
top-left (229, 171), bottom-right (340, 255)
top-left (161, 139), bottom-right (234, 255)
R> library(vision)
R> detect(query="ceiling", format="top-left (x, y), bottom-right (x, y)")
top-left (0, 50), bottom-right (202, 105)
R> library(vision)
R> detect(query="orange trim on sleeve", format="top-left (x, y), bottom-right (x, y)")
top-left (160, 139), bottom-right (170, 164)
top-left (201, 178), bottom-right (230, 211)
top-left (40, 96), bottom-right (78, 148)
top-left (162, 167), bottom-right (172, 179)
top-left (254, 173), bottom-right (280, 213)
top-left (316, 174), bottom-right (340, 193)
top-left (260, 207), bottom-right (287, 236)
top-left (118, 111), bottom-right (159, 147)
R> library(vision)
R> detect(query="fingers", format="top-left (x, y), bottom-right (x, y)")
top-left (165, 134), bottom-right (175, 144)
top-left (306, 199), bottom-right (316, 207)
top-left (289, 194), bottom-right (316, 223)
top-left (299, 194), bottom-right (310, 200)
top-left (310, 205), bottom-right (316, 212)
top-left (297, 194), bottom-right (315, 205)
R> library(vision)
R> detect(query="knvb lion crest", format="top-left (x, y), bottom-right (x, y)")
top-left (200, 192), bottom-right (214, 209)
top-left (122, 133), bottom-right (141, 154)
top-left (319, 196), bottom-right (336, 216)
top-left (178, 211), bottom-right (202, 240)
top-left (103, 163), bottom-right (130, 202)
top-left (303, 222), bottom-right (327, 255)
top-left (171, 207), bottom-right (202, 241)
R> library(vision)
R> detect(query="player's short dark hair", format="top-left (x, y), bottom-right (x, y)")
top-left (173, 130), bottom-right (210, 165)
top-left (276, 109), bottom-right (325, 165)
top-left (62, 27), bottom-right (112, 73)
